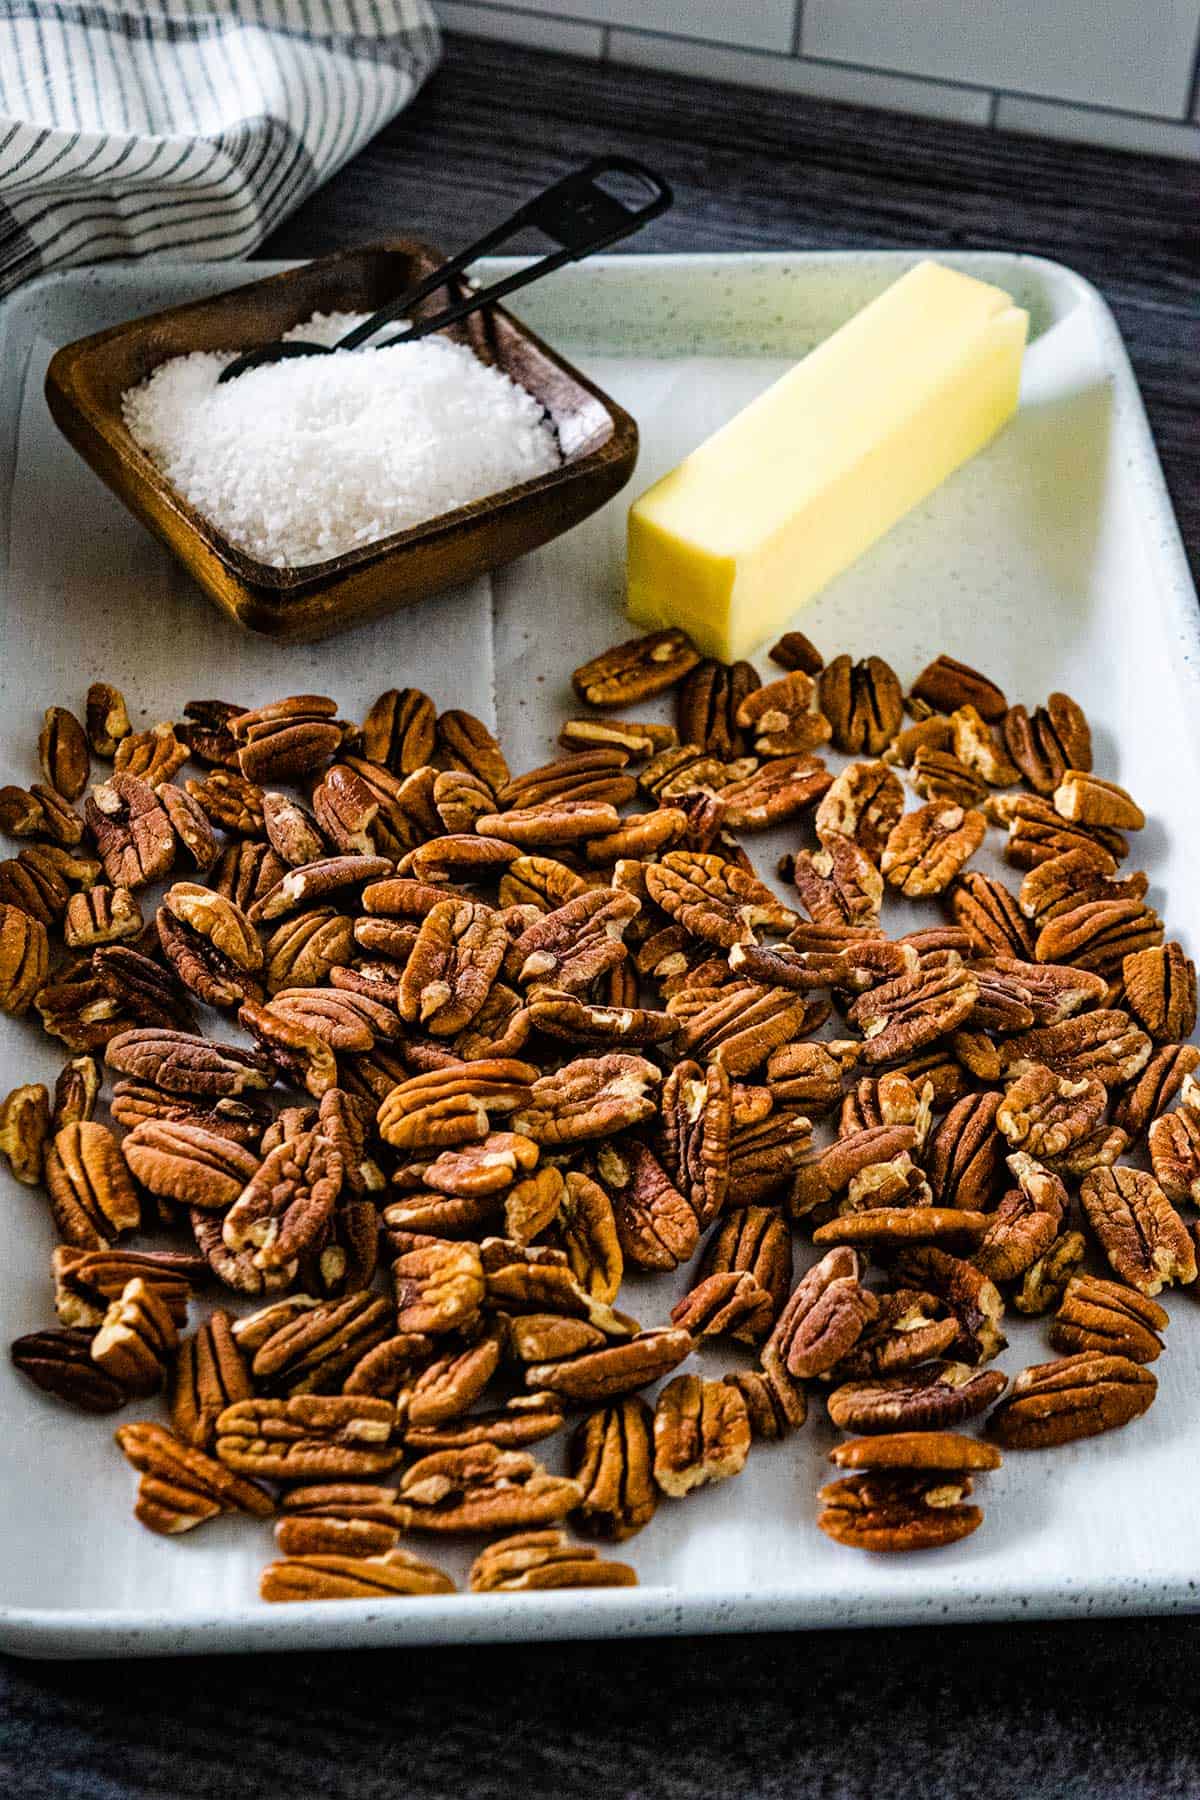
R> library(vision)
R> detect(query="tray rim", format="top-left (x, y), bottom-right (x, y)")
top-left (1, 246), bottom-right (1196, 1658)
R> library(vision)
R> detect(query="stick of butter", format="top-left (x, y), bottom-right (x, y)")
top-left (626, 260), bottom-right (1028, 662)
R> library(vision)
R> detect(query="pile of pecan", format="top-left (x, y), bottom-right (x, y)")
top-left (2, 631), bottom-right (1195, 1588)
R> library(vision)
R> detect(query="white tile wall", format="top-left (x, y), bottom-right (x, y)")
top-left (803, 0), bottom-right (1200, 116)
top-left (431, 1), bottom-right (1200, 158)
top-left (607, 30), bottom-right (992, 127)
top-left (435, 0), bottom-right (603, 56)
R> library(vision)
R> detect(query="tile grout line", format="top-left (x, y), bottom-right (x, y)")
top-left (790, 0), bottom-right (804, 59)
top-left (1185, 20), bottom-right (1200, 119)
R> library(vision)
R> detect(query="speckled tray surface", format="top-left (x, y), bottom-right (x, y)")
top-left (1, 252), bottom-right (1197, 1658)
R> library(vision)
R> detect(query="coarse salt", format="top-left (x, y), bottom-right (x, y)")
top-left (121, 311), bottom-right (562, 569)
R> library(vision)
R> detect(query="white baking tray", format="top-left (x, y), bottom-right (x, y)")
top-left (0, 252), bottom-right (1196, 1658)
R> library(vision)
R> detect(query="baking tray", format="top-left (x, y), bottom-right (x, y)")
top-left (0, 251), bottom-right (1196, 1658)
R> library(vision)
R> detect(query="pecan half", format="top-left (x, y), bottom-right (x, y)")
top-left (1003, 693), bottom-right (1091, 793)
top-left (1149, 1074), bottom-right (1200, 1203)
top-left (113, 721), bottom-right (188, 788)
top-left (249, 854), bottom-right (394, 926)
top-left (469, 1530), bottom-right (636, 1593)
top-left (1123, 942), bottom-right (1196, 1043)
top-left (765, 1245), bottom-right (877, 1379)
top-left (0, 1081), bottom-right (50, 1184)
top-left (405, 1394), bottom-right (565, 1454)
top-left (671, 982), bottom-right (817, 1077)
top-left (910, 655), bottom-right (1006, 721)
top-left (652, 1373), bottom-right (750, 1497)
top-left (45, 1120), bottom-right (140, 1247)
top-left (849, 958), bottom-right (978, 1065)
top-left (786, 838), bottom-right (883, 927)
top-left (86, 682), bottom-right (132, 758)
top-left (64, 885), bottom-right (143, 949)
top-left (1012, 1227), bottom-right (1088, 1316)
top-left (770, 630), bottom-right (824, 674)
top-left (265, 908), bottom-right (354, 995)
top-left (818, 1471), bottom-right (983, 1552)
top-left (0, 902), bottom-right (48, 1014)
top-left (949, 870), bottom-right (1036, 959)
top-left (10, 1327), bottom-right (128, 1413)
top-left (515, 1054), bottom-right (660, 1146)
top-left (950, 705), bottom-right (1020, 787)
top-left (263, 1548), bottom-right (454, 1602)
top-left (526, 1327), bottom-right (693, 1405)
top-left (882, 804), bottom-right (986, 897)
top-left (570, 1396), bottom-right (658, 1541)
top-left (216, 1395), bottom-right (400, 1479)
top-left (699, 1205), bottom-right (792, 1316)
top-left (1054, 771), bottom-right (1143, 832)
top-left (513, 888), bottom-right (638, 993)
top-left (169, 1310), bottom-right (253, 1447)
top-left (1050, 1274), bottom-right (1167, 1365)
top-left (559, 717), bottom-right (677, 760)
top-left (829, 1432), bottom-right (1002, 1474)
top-left (718, 754), bottom-right (833, 830)
top-left (227, 696), bottom-right (341, 784)
top-left (395, 1443), bottom-right (582, 1533)
top-left (393, 1239), bottom-right (485, 1336)
top-left (767, 1041), bottom-right (853, 1115)
top-left (378, 1059), bottom-right (535, 1152)
top-left (592, 1137), bottom-right (699, 1271)
top-left (116, 1420), bottom-right (273, 1533)
top-left (670, 1270), bottom-right (776, 1345)
top-left (646, 849), bottom-right (794, 947)
top-left (39, 706), bottom-right (90, 800)
top-left (997, 1067), bottom-right (1106, 1159)
top-left (1080, 1165), bottom-right (1196, 1295)
top-left (661, 1058), bottom-right (731, 1229)
top-left (122, 1119), bottom-right (260, 1209)
top-left (1000, 1011), bottom-right (1152, 1088)
top-left (723, 1365), bottom-right (808, 1439)
top-left (910, 747), bottom-right (988, 809)
top-left (222, 1130), bottom-right (343, 1272)
top-left (238, 1292), bottom-right (395, 1396)
top-left (84, 776), bottom-right (175, 888)
top-left (157, 883), bottom-right (263, 1007)
top-left (891, 1246), bottom-right (1006, 1365)
top-left (1035, 897), bottom-right (1162, 976)
top-left (812, 1207), bottom-right (989, 1253)
top-left (106, 1026), bottom-right (275, 1097)
top-left (826, 1362), bottom-right (1008, 1433)
top-left (362, 687), bottom-right (436, 775)
top-left (819, 655), bottom-right (904, 755)
top-left (0, 848), bottom-right (69, 927)
top-left (815, 761), bottom-right (904, 860)
top-left (1002, 795), bottom-right (1128, 870)
top-left (572, 630), bottom-right (700, 707)
top-left (90, 1276), bottom-right (179, 1397)
top-left (987, 1352), bottom-right (1155, 1448)
top-left (437, 707), bottom-right (510, 793)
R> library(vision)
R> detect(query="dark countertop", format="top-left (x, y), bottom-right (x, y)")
top-left (5, 33), bottom-right (1200, 1800)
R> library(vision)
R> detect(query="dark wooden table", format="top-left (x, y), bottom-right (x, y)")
top-left (4, 34), bottom-right (1199, 1800)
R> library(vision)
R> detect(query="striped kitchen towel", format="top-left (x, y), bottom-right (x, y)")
top-left (0, 0), bottom-right (441, 296)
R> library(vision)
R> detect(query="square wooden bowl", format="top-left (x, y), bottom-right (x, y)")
top-left (44, 241), bottom-right (639, 642)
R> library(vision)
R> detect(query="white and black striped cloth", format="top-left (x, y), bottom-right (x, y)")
top-left (0, 0), bottom-right (441, 295)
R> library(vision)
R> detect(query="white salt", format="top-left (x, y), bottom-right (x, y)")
top-left (121, 310), bottom-right (562, 569)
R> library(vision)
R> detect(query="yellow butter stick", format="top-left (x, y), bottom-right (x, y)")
top-left (626, 259), bottom-right (1028, 662)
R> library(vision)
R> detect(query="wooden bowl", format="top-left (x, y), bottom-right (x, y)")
top-left (44, 241), bottom-right (638, 642)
